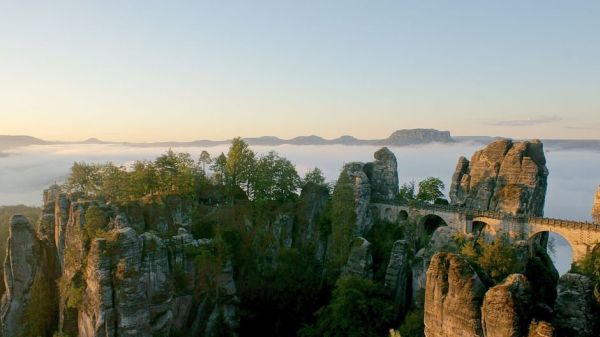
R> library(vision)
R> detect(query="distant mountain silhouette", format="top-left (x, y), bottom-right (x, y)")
top-left (1, 130), bottom-right (599, 153)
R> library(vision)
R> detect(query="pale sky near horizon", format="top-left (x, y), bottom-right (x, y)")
top-left (1, 1), bottom-right (599, 142)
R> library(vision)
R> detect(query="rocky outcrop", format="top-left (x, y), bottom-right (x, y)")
top-left (366, 147), bottom-right (399, 201)
top-left (449, 139), bottom-right (548, 216)
top-left (527, 320), bottom-right (555, 337)
top-left (481, 274), bottom-right (532, 337)
top-left (411, 226), bottom-right (460, 299)
top-left (0, 215), bottom-right (40, 337)
top-left (379, 129), bottom-right (453, 146)
top-left (340, 162), bottom-right (373, 235)
top-left (553, 273), bottom-right (595, 337)
top-left (593, 185), bottom-right (600, 223)
top-left (341, 237), bottom-right (373, 279)
top-left (384, 240), bottom-right (410, 315)
top-left (424, 253), bottom-right (487, 337)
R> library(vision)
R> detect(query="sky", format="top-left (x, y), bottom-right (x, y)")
top-left (1, 1), bottom-right (599, 142)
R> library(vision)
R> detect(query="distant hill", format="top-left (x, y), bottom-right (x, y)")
top-left (1, 130), bottom-right (599, 152)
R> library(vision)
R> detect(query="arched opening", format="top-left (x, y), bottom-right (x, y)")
top-left (398, 210), bottom-right (408, 221)
top-left (421, 214), bottom-right (448, 236)
top-left (529, 231), bottom-right (573, 276)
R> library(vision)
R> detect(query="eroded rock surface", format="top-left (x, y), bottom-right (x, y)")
top-left (384, 240), bottom-right (409, 315)
top-left (449, 139), bottom-right (548, 216)
top-left (593, 185), bottom-right (600, 223)
top-left (341, 237), bottom-right (373, 279)
top-left (481, 274), bottom-right (532, 337)
top-left (367, 147), bottom-right (399, 201)
top-left (424, 252), bottom-right (487, 337)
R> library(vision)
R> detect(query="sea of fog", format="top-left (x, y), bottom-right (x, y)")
top-left (1, 142), bottom-right (598, 274)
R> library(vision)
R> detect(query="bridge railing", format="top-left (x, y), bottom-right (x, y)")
top-left (374, 199), bottom-right (600, 231)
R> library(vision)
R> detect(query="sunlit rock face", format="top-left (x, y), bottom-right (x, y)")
top-left (449, 139), bottom-right (548, 216)
top-left (424, 253), bottom-right (487, 337)
top-left (482, 274), bottom-right (532, 337)
top-left (0, 215), bottom-right (39, 337)
top-left (366, 147), bottom-right (399, 201)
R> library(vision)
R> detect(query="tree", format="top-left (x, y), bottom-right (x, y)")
top-left (416, 177), bottom-right (445, 203)
top-left (84, 206), bottom-right (109, 240)
top-left (398, 181), bottom-right (416, 201)
top-left (199, 150), bottom-right (212, 174)
top-left (211, 153), bottom-right (228, 185)
top-left (252, 151), bottom-right (301, 201)
top-left (20, 272), bottom-right (57, 337)
top-left (303, 167), bottom-right (327, 187)
top-left (225, 137), bottom-right (255, 193)
top-left (154, 149), bottom-right (197, 195)
top-left (64, 162), bottom-right (101, 195)
top-left (299, 277), bottom-right (394, 337)
top-left (129, 160), bottom-right (159, 197)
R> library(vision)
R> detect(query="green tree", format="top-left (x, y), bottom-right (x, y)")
top-left (252, 151), bottom-right (301, 201)
top-left (326, 172), bottom-right (356, 279)
top-left (154, 149), bottom-right (197, 195)
top-left (303, 167), bottom-right (327, 187)
top-left (225, 137), bottom-right (255, 193)
top-left (199, 150), bottom-right (212, 174)
top-left (64, 162), bottom-right (101, 195)
top-left (84, 206), bottom-right (109, 240)
top-left (299, 277), bottom-right (394, 337)
top-left (129, 160), bottom-right (159, 197)
top-left (416, 177), bottom-right (445, 203)
top-left (398, 181), bottom-right (416, 201)
top-left (98, 163), bottom-right (129, 201)
top-left (211, 153), bottom-right (228, 185)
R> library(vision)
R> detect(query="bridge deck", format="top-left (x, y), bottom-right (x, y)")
top-left (375, 200), bottom-right (600, 232)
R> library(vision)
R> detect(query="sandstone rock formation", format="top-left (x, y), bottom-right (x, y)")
top-left (366, 147), bottom-right (399, 201)
top-left (424, 252), bottom-right (487, 337)
top-left (337, 147), bottom-right (400, 235)
top-left (0, 215), bottom-right (39, 337)
top-left (384, 240), bottom-right (409, 315)
top-left (593, 185), bottom-right (600, 223)
top-left (481, 274), bottom-right (532, 337)
top-left (527, 320), bottom-right (555, 337)
top-left (449, 139), bottom-right (548, 216)
top-left (553, 273), bottom-right (595, 337)
top-left (341, 237), bottom-right (373, 279)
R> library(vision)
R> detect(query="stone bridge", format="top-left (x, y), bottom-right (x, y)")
top-left (373, 201), bottom-right (600, 262)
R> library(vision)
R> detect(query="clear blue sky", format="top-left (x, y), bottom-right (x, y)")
top-left (1, 1), bottom-right (599, 141)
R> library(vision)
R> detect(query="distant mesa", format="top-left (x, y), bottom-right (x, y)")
top-left (378, 128), bottom-right (453, 146)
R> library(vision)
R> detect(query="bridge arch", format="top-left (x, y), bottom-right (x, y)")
top-left (419, 214), bottom-right (448, 236)
top-left (528, 231), bottom-right (573, 275)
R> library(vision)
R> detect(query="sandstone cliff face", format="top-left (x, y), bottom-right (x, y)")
top-left (0, 215), bottom-right (40, 337)
top-left (449, 139), bottom-right (548, 216)
top-left (593, 185), bottom-right (600, 223)
top-left (341, 237), bottom-right (373, 279)
top-left (553, 273), bottom-right (595, 337)
top-left (366, 147), bottom-right (399, 201)
top-left (1, 187), bottom-right (239, 337)
top-left (384, 240), bottom-right (409, 315)
top-left (424, 253), bottom-right (487, 337)
top-left (338, 147), bottom-right (400, 235)
top-left (481, 274), bottom-right (532, 337)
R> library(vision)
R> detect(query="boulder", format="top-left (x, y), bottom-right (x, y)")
top-left (528, 320), bottom-right (555, 337)
top-left (481, 274), bottom-right (532, 337)
top-left (449, 139), bottom-right (548, 216)
top-left (339, 162), bottom-right (373, 235)
top-left (424, 253), bottom-right (487, 337)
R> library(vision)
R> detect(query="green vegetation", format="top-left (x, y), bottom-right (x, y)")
top-left (397, 177), bottom-right (447, 204)
top-left (83, 206), bottom-right (109, 241)
top-left (299, 277), bottom-right (395, 337)
top-left (326, 172), bottom-right (356, 280)
top-left (20, 271), bottom-right (58, 337)
top-left (456, 234), bottom-right (520, 283)
top-left (572, 245), bottom-right (600, 304)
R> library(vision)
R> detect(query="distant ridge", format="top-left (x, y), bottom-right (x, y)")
top-left (1, 130), bottom-right (600, 153)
